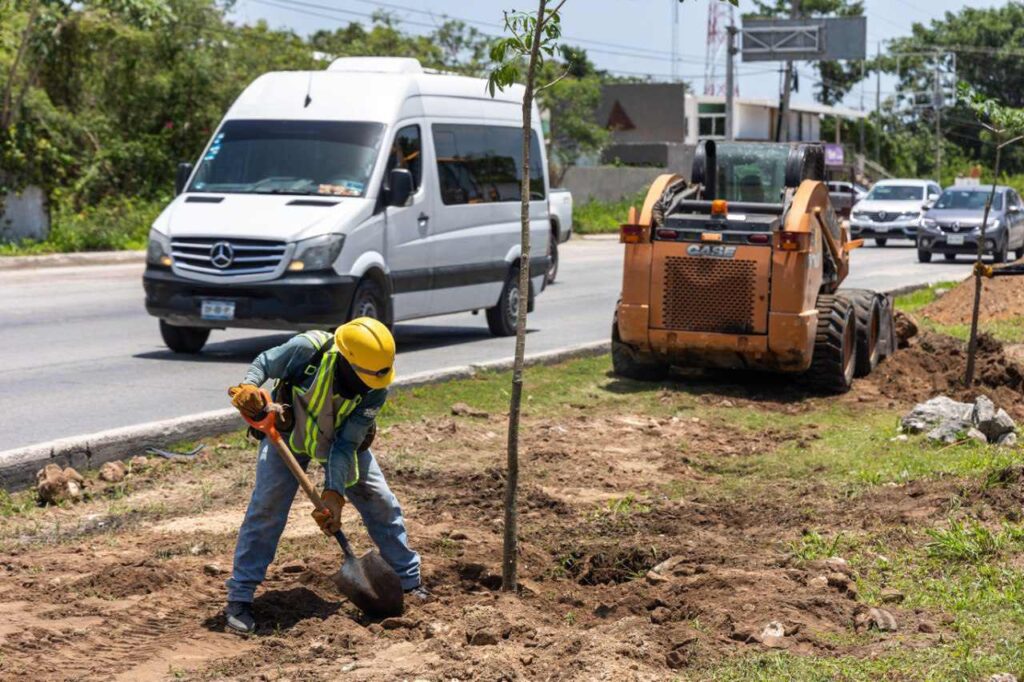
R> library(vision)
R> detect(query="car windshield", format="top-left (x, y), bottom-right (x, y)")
top-left (933, 189), bottom-right (1003, 211)
top-left (865, 184), bottom-right (924, 201)
top-left (188, 120), bottom-right (385, 196)
top-left (714, 143), bottom-right (789, 204)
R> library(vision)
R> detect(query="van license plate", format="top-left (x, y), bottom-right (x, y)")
top-left (947, 234), bottom-right (965, 246)
top-left (201, 299), bottom-right (235, 321)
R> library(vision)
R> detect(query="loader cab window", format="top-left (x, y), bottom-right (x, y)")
top-left (714, 143), bottom-right (789, 204)
top-left (385, 125), bottom-right (422, 191)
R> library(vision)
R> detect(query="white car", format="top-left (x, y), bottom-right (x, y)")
top-left (144, 57), bottom-right (551, 353)
top-left (547, 188), bottom-right (573, 283)
top-left (849, 179), bottom-right (941, 246)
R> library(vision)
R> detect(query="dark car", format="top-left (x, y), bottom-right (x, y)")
top-left (917, 185), bottom-right (1024, 263)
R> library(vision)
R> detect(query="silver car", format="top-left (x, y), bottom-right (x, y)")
top-left (917, 185), bottom-right (1024, 263)
top-left (849, 179), bottom-right (942, 246)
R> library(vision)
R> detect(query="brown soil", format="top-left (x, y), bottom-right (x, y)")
top-left (862, 328), bottom-right (1024, 418)
top-left (0, 381), bottom-right (989, 682)
top-left (921, 274), bottom-right (1024, 325)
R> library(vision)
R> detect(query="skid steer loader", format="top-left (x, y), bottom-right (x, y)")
top-left (612, 141), bottom-right (894, 393)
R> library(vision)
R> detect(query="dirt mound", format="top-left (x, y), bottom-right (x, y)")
top-left (70, 560), bottom-right (186, 598)
top-left (921, 275), bottom-right (1024, 325)
top-left (867, 330), bottom-right (1024, 416)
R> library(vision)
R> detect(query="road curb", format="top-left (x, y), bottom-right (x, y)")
top-left (0, 340), bottom-right (611, 491)
top-left (0, 250), bottom-right (145, 271)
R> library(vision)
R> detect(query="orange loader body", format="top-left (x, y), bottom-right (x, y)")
top-left (612, 142), bottom-right (893, 392)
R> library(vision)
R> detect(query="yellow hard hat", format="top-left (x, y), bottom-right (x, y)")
top-left (335, 317), bottom-right (396, 389)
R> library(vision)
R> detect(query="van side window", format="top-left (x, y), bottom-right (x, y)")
top-left (432, 123), bottom-right (545, 205)
top-left (386, 125), bottom-right (422, 191)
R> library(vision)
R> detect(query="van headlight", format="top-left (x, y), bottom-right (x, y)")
top-left (146, 230), bottom-right (172, 266)
top-left (921, 218), bottom-right (938, 231)
top-left (289, 234), bottom-right (345, 271)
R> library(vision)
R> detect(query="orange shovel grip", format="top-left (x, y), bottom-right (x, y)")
top-left (241, 388), bottom-right (280, 440)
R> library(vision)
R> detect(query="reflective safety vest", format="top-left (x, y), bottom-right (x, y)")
top-left (287, 331), bottom-right (363, 474)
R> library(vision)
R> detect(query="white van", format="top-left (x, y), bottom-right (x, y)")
top-left (143, 57), bottom-right (550, 353)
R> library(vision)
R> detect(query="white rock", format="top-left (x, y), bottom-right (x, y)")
top-left (902, 397), bottom-right (973, 434)
top-left (997, 432), bottom-right (1018, 448)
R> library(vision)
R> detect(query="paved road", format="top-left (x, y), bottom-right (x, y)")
top-left (1, 239), bottom-right (973, 450)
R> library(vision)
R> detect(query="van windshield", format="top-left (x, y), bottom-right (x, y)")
top-left (188, 120), bottom-right (385, 196)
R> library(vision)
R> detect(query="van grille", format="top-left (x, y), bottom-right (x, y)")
top-left (171, 237), bottom-right (287, 276)
top-left (661, 256), bottom-right (757, 333)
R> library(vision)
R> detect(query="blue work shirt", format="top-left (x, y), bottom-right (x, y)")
top-left (242, 334), bottom-right (387, 492)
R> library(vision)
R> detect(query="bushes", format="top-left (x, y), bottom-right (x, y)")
top-left (0, 194), bottom-right (168, 255)
top-left (574, 191), bottom-right (645, 235)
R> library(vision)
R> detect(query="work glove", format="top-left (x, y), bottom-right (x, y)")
top-left (312, 489), bottom-right (345, 535)
top-left (228, 384), bottom-right (265, 419)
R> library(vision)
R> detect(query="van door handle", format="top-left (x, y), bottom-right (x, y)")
top-left (418, 213), bottom-right (430, 230)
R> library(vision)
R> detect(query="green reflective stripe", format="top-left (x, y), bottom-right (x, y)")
top-left (307, 352), bottom-right (337, 455)
top-left (345, 455), bottom-right (360, 488)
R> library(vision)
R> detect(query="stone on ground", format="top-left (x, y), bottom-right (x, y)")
top-left (99, 460), bottom-right (126, 483)
top-left (36, 463), bottom-right (86, 505)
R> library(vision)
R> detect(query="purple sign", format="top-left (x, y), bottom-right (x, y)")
top-left (824, 144), bottom-right (845, 167)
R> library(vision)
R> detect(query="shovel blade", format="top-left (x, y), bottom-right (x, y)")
top-left (331, 549), bottom-right (404, 617)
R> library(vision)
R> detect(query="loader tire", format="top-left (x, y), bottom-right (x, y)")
top-left (843, 289), bottom-right (882, 378)
top-left (611, 313), bottom-right (669, 382)
top-left (806, 294), bottom-right (856, 394)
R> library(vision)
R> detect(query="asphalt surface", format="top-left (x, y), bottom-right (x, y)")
top-left (2, 238), bottom-right (974, 450)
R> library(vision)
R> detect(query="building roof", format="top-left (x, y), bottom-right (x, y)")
top-left (693, 94), bottom-right (867, 120)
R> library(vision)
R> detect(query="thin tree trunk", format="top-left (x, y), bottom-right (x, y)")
top-left (502, 0), bottom-right (547, 593)
top-left (965, 145), bottom-right (1002, 385)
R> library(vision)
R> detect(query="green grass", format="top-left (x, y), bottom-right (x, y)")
top-left (0, 194), bottom-right (167, 255)
top-left (573, 191), bottom-right (645, 235)
top-left (894, 281), bottom-right (958, 314)
top-left (894, 280), bottom-right (1024, 344)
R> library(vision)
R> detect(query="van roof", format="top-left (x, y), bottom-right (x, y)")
top-left (226, 57), bottom-right (527, 123)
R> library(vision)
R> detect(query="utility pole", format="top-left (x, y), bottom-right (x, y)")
top-left (726, 23), bottom-right (737, 140)
top-left (774, 0), bottom-right (800, 141)
top-left (671, 0), bottom-right (679, 81)
top-left (859, 59), bottom-right (866, 154)
top-left (933, 55), bottom-right (942, 181)
top-left (874, 41), bottom-right (881, 163)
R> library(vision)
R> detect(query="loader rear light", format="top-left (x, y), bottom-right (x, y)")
top-left (711, 199), bottom-right (728, 216)
top-left (620, 224), bottom-right (645, 244)
top-left (747, 233), bottom-right (770, 244)
top-left (656, 228), bottom-right (677, 240)
top-left (777, 231), bottom-right (810, 251)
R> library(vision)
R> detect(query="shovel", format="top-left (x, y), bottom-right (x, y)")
top-left (243, 390), bottom-right (404, 618)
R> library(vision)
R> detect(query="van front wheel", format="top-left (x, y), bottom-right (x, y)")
top-left (349, 278), bottom-right (388, 324)
top-left (159, 320), bottom-right (209, 354)
top-left (486, 266), bottom-right (520, 336)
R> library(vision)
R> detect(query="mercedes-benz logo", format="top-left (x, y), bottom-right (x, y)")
top-left (210, 241), bottom-right (234, 269)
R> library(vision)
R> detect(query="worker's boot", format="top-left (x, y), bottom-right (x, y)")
top-left (225, 601), bottom-right (256, 635)
top-left (405, 585), bottom-right (432, 604)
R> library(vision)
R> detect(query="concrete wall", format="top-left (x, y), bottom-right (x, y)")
top-left (0, 186), bottom-right (49, 243)
top-left (561, 166), bottom-right (670, 204)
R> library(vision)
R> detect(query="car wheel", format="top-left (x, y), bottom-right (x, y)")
top-left (874, 238), bottom-right (888, 247)
top-left (993, 236), bottom-right (1009, 264)
top-left (486, 265), bottom-right (520, 337)
top-left (159, 320), bottom-right (209, 354)
top-left (545, 231), bottom-right (559, 285)
top-left (349, 278), bottom-right (388, 324)
top-left (917, 249), bottom-right (932, 263)
top-left (1016, 244), bottom-right (1024, 261)
top-left (944, 253), bottom-right (957, 262)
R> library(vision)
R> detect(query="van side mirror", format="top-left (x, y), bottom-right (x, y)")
top-left (387, 168), bottom-right (414, 207)
top-left (1010, 205), bottom-right (1021, 214)
top-left (175, 162), bottom-right (193, 196)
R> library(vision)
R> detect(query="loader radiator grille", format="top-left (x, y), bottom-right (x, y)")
top-left (661, 256), bottom-right (757, 333)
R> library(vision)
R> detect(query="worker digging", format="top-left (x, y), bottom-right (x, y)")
top-left (223, 317), bottom-right (427, 635)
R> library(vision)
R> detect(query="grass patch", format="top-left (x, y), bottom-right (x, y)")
top-left (0, 194), bottom-right (166, 255)
top-left (894, 281), bottom-right (958, 313)
top-left (573, 191), bottom-right (645, 235)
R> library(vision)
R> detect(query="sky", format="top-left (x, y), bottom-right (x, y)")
top-left (229, 0), bottom-right (1007, 110)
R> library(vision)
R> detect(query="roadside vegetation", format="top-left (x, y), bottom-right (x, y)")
top-left (574, 191), bottom-right (646, 235)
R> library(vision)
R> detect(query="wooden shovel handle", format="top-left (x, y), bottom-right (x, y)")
top-left (243, 389), bottom-right (330, 515)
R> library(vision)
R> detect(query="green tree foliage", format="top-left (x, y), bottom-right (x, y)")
top-left (885, 3), bottom-right (1024, 177)
top-left (748, 0), bottom-right (865, 105)
top-left (537, 49), bottom-right (607, 185)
